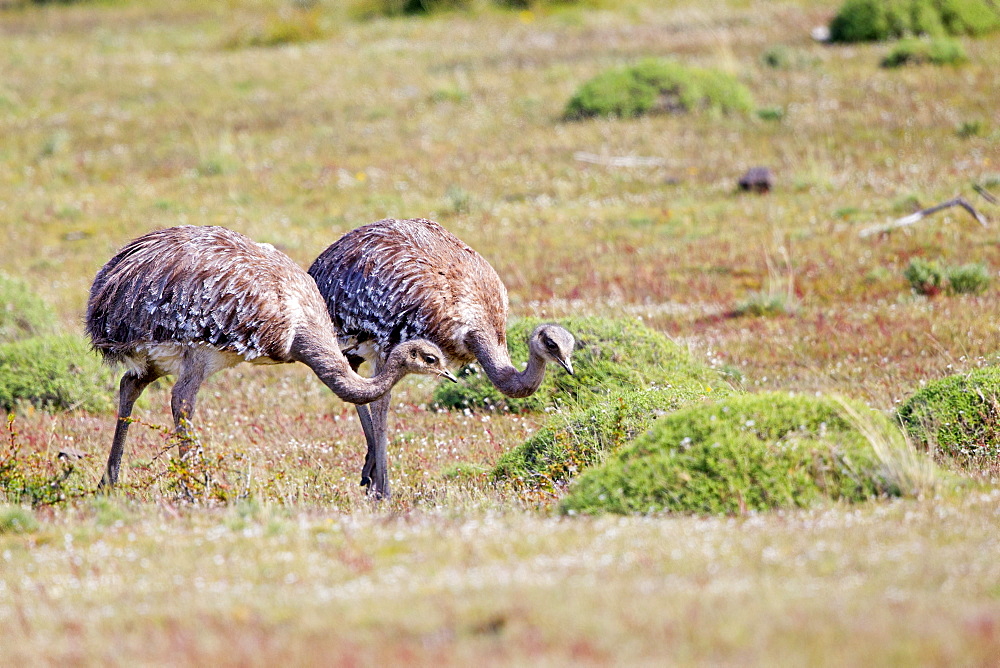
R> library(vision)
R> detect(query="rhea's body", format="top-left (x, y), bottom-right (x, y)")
top-left (88, 225), bottom-right (453, 487)
top-left (309, 218), bottom-right (574, 497)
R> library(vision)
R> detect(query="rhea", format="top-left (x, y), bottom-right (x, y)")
top-left (309, 217), bottom-right (575, 498)
top-left (86, 225), bottom-right (456, 488)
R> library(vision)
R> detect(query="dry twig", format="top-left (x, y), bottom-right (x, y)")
top-left (858, 196), bottom-right (990, 238)
top-left (573, 151), bottom-right (668, 168)
top-left (973, 183), bottom-right (998, 206)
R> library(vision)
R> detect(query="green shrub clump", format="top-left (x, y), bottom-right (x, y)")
top-left (830, 0), bottom-right (1000, 42)
top-left (0, 335), bottom-right (115, 413)
top-left (564, 59), bottom-right (753, 121)
top-left (904, 258), bottom-right (991, 296)
top-left (433, 316), bottom-right (728, 413)
top-left (904, 258), bottom-right (944, 296)
top-left (561, 393), bottom-right (896, 516)
top-left (881, 37), bottom-right (968, 66)
top-left (493, 386), bottom-right (728, 488)
top-left (897, 366), bottom-right (1000, 463)
top-left (0, 273), bottom-right (56, 344)
top-left (945, 262), bottom-right (990, 294)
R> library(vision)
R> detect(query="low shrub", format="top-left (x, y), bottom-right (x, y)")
top-left (1, 416), bottom-right (90, 507)
top-left (946, 262), bottom-right (990, 294)
top-left (563, 59), bottom-right (753, 121)
top-left (0, 273), bottom-right (56, 344)
top-left (732, 291), bottom-right (797, 317)
top-left (560, 393), bottom-right (899, 516)
top-left (756, 107), bottom-right (785, 122)
top-left (956, 119), bottom-right (985, 137)
top-left (432, 316), bottom-right (729, 413)
top-left (938, 0), bottom-right (1000, 35)
top-left (0, 335), bottom-right (115, 413)
top-left (897, 367), bottom-right (1000, 464)
top-left (904, 258), bottom-right (990, 296)
top-left (829, 0), bottom-right (999, 43)
top-left (493, 387), bottom-right (726, 489)
top-left (904, 258), bottom-right (944, 296)
top-left (761, 45), bottom-right (793, 68)
top-left (881, 37), bottom-right (967, 66)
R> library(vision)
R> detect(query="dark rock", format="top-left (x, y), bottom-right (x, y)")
top-left (738, 167), bottom-right (774, 193)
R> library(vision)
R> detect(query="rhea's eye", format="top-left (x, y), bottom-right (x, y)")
top-left (424, 355), bottom-right (438, 365)
top-left (544, 338), bottom-right (558, 351)
top-left (409, 349), bottom-right (418, 358)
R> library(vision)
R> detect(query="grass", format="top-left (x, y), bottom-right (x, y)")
top-left (0, 272), bottom-right (57, 343)
top-left (1, 0), bottom-right (999, 662)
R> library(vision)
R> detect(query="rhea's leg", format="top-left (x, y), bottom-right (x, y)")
top-left (357, 402), bottom-right (378, 488)
top-left (362, 392), bottom-right (393, 499)
top-left (170, 353), bottom-right (212, 460)
top-left (100, 369), bottom-right (159, 489)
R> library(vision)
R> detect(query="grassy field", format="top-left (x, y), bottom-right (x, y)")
top-left (2, 0), bottom-right (1000, 663)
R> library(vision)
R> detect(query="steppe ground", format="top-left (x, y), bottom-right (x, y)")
top-left (2, 0), bottom-right (1000, 664)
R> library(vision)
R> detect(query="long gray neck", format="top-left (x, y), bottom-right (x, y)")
top-left (468, 333), bottom-right (547, 399)
top-left (290, 329), bottom-right (401, 405)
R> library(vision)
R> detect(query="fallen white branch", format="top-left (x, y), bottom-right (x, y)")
top-left (858, 196), bottom-right (989, 238)
top-left (573, 151), bottom-right (668, 168)
top-left (973, 184), bottom-right (998, 206)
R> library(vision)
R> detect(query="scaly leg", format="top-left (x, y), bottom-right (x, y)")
top-left (357, 402), bottom-right (378, 488)
top-left (170, 351), bottom-right (212, 460)
top-left (100, 369), bottom-right (160, 489)
top-left (362, 391), bottom-right (393, 500)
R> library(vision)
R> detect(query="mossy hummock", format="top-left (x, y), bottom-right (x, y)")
top-left (829, 0), bottom-right (1000, 42)
top-left (0, 334), bottom-right (115, 413)
top-left (493, 386), bottom-right (728, 488)
top-left (881, 37), bottom-right (967, 66)
top-left (433, 316), bottom-right (728, 413)
top-left (564, 59), bottom-right (753, 120)
top-left (897, 366), bottom-right (1000, 464)
top-left (561, 393), bottom-right (895, 516)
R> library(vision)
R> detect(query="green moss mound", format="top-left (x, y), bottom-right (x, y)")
top-left (881, 37), bottom-right (967, 66)
top-left (0, 335), bottom-right (115, 413)
top-left (561, 393), bottom-right (896, 516)
top-left (432, 316), bottom-right (729, 413)
top-left (564, 59), bottom-right (754, 121)
top-left (897, 367), bottom-right (1000, 464)
top-left (491, 385), bottom-right (731, 488)
top-left (829, 0), bottom-right (999, 43)
top-left (0, 273), bottom-right (56, 344)
top-left (493, 386), bottom-right (726, 488)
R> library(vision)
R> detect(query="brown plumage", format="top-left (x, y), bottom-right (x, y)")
top-left (309, 218), bottom-right (575, 498)
top-left (87, 225), bottom-right (455, 487)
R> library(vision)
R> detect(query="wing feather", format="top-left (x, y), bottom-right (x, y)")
top-left (308, 218), bottom-right (508, 365)
top-left (86, 226), bottom-right (321, 365)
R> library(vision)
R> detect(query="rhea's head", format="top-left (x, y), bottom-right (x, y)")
top-left (529, 324), bottom-right (575, 375)
top-left (389, 340), bottom-right (458, 382)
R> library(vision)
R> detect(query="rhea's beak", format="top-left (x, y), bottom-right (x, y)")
top-left (440, 368), bottom-right (459, 383)
top-left (558, 358), bottom-right (574, 376)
